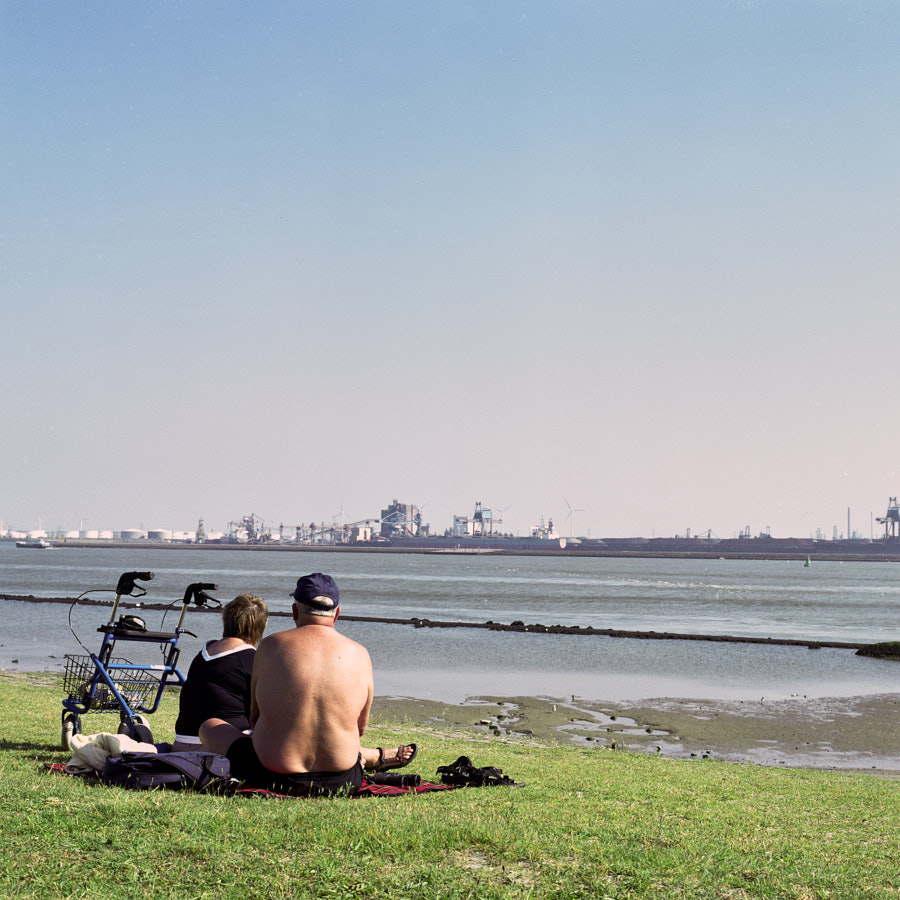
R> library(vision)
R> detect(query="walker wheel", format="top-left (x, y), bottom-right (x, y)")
top-left (118, 714), bottom-right (154, 744)
top-left (61, 713), bottom-right (81, 751)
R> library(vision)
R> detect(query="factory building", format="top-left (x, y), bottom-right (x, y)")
top-left (379, 499), bottom-right (424, 538)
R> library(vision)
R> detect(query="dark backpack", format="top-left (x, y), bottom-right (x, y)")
top-left (100, 751), bottom-right (233, 792)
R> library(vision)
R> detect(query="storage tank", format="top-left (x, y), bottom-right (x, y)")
top-left (80, 530), bottom-right (99, 540)
top-left (61, 530), bottom-right (80, 539)
top-left (120, 529), bottom-right (145, 541)
top-left (147, 529), bottom-right (172, 542)
top-left (98, 530), bottom-right (114, 540)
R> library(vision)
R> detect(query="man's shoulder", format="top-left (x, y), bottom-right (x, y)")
top-left (309, 626), bottom-right (372, 663)
top-left (254, 629), bottom-right (294, 659)
top-left (333, 629), bottom-right (371, 656)
top-left (317, 625), bottom-right (370, 654)
top-left (258, 624), bottom-right (367, 651)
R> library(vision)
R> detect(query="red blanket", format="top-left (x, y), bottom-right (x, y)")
top-left (238, 780), bottom-right (456, 798)
top-left (45, 763), bottom-right (455, 797)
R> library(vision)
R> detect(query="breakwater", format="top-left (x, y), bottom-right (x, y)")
top-left (2, 593), bottom-right (868, 651)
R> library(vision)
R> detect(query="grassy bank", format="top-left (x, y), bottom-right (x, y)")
top-left (2, 674), bottom-right (898, 899)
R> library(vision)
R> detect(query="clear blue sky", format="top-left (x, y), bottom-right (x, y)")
top-left (3, 1), bottom-right (899, 539)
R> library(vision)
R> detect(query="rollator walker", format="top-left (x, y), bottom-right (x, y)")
top-left (61, 571), bottom-right (219, 749)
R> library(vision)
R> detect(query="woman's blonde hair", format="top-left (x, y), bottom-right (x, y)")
top-left (222, 594), bottom-right (268, 645)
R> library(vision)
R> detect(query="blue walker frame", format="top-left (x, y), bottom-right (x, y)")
top-left (61, 573), bottom-right (218, 748)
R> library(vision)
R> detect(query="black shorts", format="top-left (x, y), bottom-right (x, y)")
top-left (226, 736), bottom-right (364, 796)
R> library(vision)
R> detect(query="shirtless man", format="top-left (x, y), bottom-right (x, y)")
top-left (200, 573), bottom-right (410, 795)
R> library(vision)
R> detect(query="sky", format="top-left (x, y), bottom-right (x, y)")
top-left (3, 1), bottom-right (900, 541)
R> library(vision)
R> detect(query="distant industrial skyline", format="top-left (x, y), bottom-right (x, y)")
top-left (4, 3), bottom-right (900, 544)
top-left (3, 494), bottom-right (897, 543)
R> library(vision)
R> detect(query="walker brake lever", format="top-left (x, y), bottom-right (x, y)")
top-left (197, 591), bottom-right (221, 608)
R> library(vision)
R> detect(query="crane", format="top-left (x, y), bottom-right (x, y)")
top-left (876, 497), bottom-right (900, 540)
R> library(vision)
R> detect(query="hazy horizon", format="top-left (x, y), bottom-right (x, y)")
top-left (4, 2), bottom-right (900, 541)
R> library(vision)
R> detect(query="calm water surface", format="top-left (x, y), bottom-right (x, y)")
top-left (1, 543), bottom-right (897, 703)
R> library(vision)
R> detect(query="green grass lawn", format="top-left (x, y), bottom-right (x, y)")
top-left (2, 673), bottom-right (898, 899)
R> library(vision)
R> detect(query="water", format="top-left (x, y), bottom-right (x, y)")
top-left (1, 542), bottom-right (897, 703)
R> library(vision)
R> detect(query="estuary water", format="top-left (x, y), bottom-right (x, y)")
top-left (1, 542), bottom-right (897, 703)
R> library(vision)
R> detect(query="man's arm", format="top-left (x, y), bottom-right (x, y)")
top-left (357, 651), bottom-right (374, 737)
top-left (249, 643), bottom-right (264, 729)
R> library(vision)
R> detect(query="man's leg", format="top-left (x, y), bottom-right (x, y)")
top-left (199, 718), bottom-right (245, 755)
top-left (361, 743), bottom-right (417, 770)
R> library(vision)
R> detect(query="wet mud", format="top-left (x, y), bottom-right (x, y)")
top-left (371, 692), bottom-right (900, 777)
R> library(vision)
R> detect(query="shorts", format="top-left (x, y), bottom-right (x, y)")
top-left (226, 736), bottom-right (364, 796)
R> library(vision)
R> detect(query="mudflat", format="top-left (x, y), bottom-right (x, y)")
top-left (371, 691), bottom-right (900, 778)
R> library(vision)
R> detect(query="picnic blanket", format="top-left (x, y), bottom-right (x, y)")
top-left (45, 762), bottom-right (455, 797)
top-left (237, 780), bottom-right (456, 798)
top-left (47, 750), bottom-right (522, 797)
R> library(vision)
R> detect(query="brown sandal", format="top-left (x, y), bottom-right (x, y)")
top-left (371, 743), bottom-right (418, 772)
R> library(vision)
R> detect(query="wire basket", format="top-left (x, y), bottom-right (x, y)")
top-left (63, 654), bottom-right (159, 712)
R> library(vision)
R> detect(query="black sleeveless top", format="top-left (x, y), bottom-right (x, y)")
top-left (174, 643), bottom-right (255, 741)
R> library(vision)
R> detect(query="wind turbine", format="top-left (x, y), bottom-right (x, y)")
top-left (331, 502), bottom-right (350, 530)
top-left (564, 499), bottom-right (585, 538)
top-left (485, 502), bottom-right (511, 535)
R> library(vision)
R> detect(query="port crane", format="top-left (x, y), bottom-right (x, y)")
top-left (472, 501), bottom-right (509, 536)
top-left (225, 513), bottom-right (272, 544)
top-left (876, 497), bottom-right (900, 540)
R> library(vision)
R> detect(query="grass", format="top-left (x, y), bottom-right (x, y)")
top-left (1, 672), bottom-right (898, 899)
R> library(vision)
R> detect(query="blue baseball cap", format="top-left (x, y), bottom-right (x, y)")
top-left (289, 573), bottom-right (340, 611)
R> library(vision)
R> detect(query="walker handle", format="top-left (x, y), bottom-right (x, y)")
top-left (109, 571), bottom-right (155, 623)
top-left (177, 582), bottom-right (219, 630)
top-left (115, 571), bottom-right (155, 596)
top-left (182, 582), bottom-right (220, 607)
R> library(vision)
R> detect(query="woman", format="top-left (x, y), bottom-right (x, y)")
top-left (172, 594), bottom-right (268, 751)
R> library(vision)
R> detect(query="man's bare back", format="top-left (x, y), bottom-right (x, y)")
top-left (198, 573), bottom-right (389, 794)
top-left (250, 618), bottom-right (373, 774)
